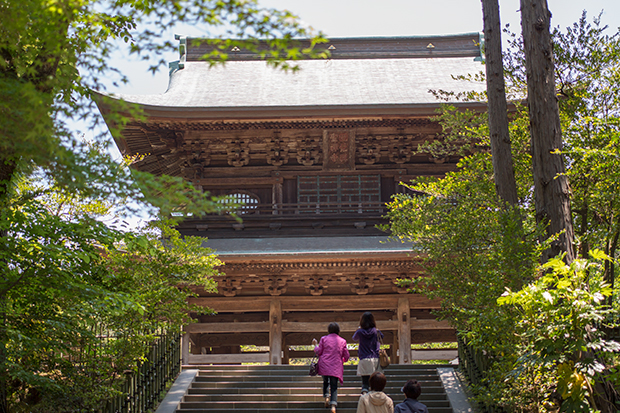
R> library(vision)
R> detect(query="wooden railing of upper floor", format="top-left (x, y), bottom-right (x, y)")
top-left (217, 201), bottom-right (388, 216)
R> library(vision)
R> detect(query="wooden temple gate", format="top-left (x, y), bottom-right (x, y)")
top-left (100, 33), bottom-right (486, 365)
top-left (181, 254), bottom-right (455, 365)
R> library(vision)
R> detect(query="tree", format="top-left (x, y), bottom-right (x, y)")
top-left (0, 0), bottom-right (326, 209)
top-left (520, 0), bottom-right (575, 263)
top-left (481, 0), bottom-right (519, 206)
top-left (551, 13), bottom-right (620, 290)
top-left (1, 177), bottom-right (221, 410)
top-left (498, 251), bottom-right (619, 412)
top-left (1, 1), bottom-right (326, 410)
top-left (385, 12), bottom-right (620, 410)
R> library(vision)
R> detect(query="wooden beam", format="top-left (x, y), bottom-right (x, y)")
top-left (186, 319), bottom-right (451, 334)
top-left (411, 329), bottom-right (457, 344)
top-left (270, 299), bottom-right (283, 365)
top-left (282, 320), bottom-right (398, 333)
top-left (411, 319), bottom-right (452, 329)
top-left (188, 294), bottom-right (442, 313)
top-left (195, 177), bottom-right (279, 186)
top-left (187, 353), bottom-right (270, 364)
top-left (199, 333), bottom-right (269, 347)
top-left (411, 349), bottom-right (458, 361)
top-left (188, 296), bottom-right (270, 312)
top-left (283, 311), bottom-right (394, 323)
top-left (284, 331), bottom-right (395, 346)
top-left (186, 322), bottom-right (270, 333)
top-left (398, 297), bottom-right (411, 364)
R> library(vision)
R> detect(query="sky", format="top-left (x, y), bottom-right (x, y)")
top-left (107, 0), bottom-right (620, 96)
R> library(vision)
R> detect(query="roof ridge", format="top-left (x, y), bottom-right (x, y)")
top-left (178, 32), bottom-right (483, 62)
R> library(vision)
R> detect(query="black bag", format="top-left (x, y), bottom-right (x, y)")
top-left (309, 357), bottom-right (319, 376)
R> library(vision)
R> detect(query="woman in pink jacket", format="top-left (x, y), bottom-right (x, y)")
top-left (312, 322), bottom-right (350, 413)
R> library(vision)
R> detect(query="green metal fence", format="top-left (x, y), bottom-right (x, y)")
top-left (103, 332), bottom-right (181, 413)
top-left (457, 335), bottom-right (504, 413)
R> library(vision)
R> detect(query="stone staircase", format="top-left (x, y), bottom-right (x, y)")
top-left (175, 364), bottom-right (453, 413)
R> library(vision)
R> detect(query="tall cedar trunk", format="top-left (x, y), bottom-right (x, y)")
top-left (482, 0), bottom-right (519, 206)
top-left (0, 155), bottom-right (12, 413)
top-left (520, 0), bottom-right (575, 264)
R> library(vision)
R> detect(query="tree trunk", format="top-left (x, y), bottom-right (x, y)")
top-left (482, 0), bottom-right (519, 206)
top-left (0, 154), bottom-right (12, 413)
top-left (520, 0), bottom-right (575, 263)
top-left (0, 155), bottom-right (16, 204)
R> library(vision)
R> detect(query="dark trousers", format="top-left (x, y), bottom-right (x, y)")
top-left (361, 375), bottom-right (370, 393)
top-left (323, 375), bottom-right (339, 406)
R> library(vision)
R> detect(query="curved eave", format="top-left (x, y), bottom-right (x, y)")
top-left (106, 99), bottom-right (489, 122)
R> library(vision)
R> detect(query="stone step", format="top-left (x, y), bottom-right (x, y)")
top-left (177, 409), bottom-right (453, 413)
top-left (188, 382), bottom-right (445, 394)
top-left (174, 365), bottom-right (453, 413)
top-left (196, 374), bottom-right (439, 386)
top-left (182, 395), bottom-right (447, 403)
top-left (186, 365), bottom-right (446, 372)
top-left (194, 368), bottom-right (437, 376)
top-left (178, 400), bottom-right (451, 409)
top-left (188, 366), bottom-right (446, 370)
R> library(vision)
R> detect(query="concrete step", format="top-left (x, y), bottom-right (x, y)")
top-left (175, 365), bottom-right (453, 413)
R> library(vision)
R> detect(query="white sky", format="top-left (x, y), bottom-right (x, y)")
top-left (107, 0), bottom-right (620, 96)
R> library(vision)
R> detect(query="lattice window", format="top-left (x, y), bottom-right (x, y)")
top-left (297, 175), bottom-right (381, 213)
top-left (220, 191), bottom-right (260, 214)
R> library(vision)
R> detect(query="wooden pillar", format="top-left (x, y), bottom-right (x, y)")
top-left (398, 297), bottom-right (411, 364)
top-left (273, 180), bottom-right (283, 214)
top-left (283, 336), bottom-right (290, 365)
top-left (270, 299), bottom-right (283, 365)
top-left (182, 332), bottom-right (190, 365)
top-left (391, 332), bottom-right (399, 365)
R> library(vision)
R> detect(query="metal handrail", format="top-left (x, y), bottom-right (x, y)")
top-left (457, 335), bottom-right (505, 413)
top-left (103, 332), bottom-right (181, 413)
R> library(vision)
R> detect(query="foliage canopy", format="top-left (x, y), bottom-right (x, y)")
top-left (0, 0), bottom-right (326, 410)
top-left (384, 13), bottom-right (620, 411)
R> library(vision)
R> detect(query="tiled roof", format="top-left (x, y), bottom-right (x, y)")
top-left (203, 236), bottom-right (415, 257)
top-left (111, 34), bottom-right (486, 113)
top-left (116, 56), bottom-right (484, 109)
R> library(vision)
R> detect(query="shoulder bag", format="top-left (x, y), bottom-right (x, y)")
top-left (377, 331), bottom-right (390, 368)
top-left (309, 356), bottom-right (319, 376)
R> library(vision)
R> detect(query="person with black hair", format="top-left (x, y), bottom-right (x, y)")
top-left (312, 322), bottom-right (350, 413)
top-left (394, 379), bottom-right (429, 413)
top-left (356, 372), bottom-right (394, 413)
top-left (352, 311), bottom-right (384, 394)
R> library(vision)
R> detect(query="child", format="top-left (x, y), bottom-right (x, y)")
top-left (356, 372), bottom-right (394, 413)
top-left (394, 379), bottom-right (429, 413)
